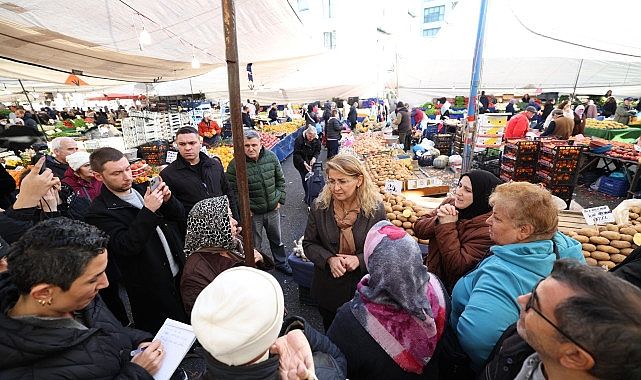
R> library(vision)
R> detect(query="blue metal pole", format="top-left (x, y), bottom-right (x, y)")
top-left (463, 0), bottom-right (489, 172)
top-left (467, 0), bottom-right (489, 118)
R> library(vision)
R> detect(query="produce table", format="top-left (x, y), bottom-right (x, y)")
top-left (270, 126), bottom-right (305, 162)
top-left (583, 127), bottom-right (641, 142)
top-left (576, 151), bottom-right (641, 198)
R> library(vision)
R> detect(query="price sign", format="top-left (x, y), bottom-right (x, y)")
top-left (582, 206), bottom-right (615, 225)
top-left (165, 150), bottom-right (178, 164)
top-left (385, 179), bottom-right (403, 195)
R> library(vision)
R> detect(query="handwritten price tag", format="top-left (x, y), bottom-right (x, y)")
top-left (385, 179), bottom-right (403, 195)
top-left (165, 150), bottom-right (178, 164)
top-left (582, 206), bottom-right (615, 225)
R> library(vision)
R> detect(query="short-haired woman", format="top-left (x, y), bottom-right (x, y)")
top-left (449, 182), bottom-right (586, 372)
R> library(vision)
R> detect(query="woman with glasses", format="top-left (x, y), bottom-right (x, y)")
top-left (303, 154), bottom-right (386, 331)
top-left (449, 182), bottom-right (585, 373)
top-left (414, 169), bottom-right (502, 293)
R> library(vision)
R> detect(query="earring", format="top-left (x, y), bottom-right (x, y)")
top-left (47, 298), bottom-right (52, 305)
top-left (38, 299), bottom-right (46, 306)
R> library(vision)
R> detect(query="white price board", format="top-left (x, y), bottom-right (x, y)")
top-left (165, 150), bottom-right (178, 164)
top-left (582, 206), bottom-right (615, 225)
top-left (385, 179), bottom-right (403, 195)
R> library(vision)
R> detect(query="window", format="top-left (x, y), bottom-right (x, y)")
top-left (324, 31), bottom-right (336, 49)
top-left (423, 27), bottom-right (440, 37)
top-left (297, 0), bottom-right (309, 11)
top-left (322, 0), bottom-right (335, 18)
top-left (424, 5), bottom-right (445, 23)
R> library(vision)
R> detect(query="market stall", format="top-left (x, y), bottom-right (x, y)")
top-left (583, 127), bottom-right (641, 143)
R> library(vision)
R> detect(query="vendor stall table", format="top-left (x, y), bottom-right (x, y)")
top-left (270, 125), bottom-right (305, 162)
top-left (583, 127), bottom-right (641, 143)
top-left (576, 151), bottom-right (641, 198)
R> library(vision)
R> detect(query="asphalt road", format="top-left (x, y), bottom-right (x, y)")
top-left (257, 147), bottom-right (328, 333)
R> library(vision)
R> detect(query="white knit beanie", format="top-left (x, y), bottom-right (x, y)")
top-left (66, 151), bottom-right (91, 171)
top-left (191, 267), bottom-right (284, 366)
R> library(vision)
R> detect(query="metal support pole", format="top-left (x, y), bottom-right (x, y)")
top-left (462, 0), bottom-right (489, 173)
top-left (222, 0), bottom-right (254, 266)
top-left (18, 79), bottom-right (47, 135)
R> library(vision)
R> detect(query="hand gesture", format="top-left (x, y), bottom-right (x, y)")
top-left (131, 340), bottom-right (165, 375)
top-left (143, 183), bottom-right (164, 212)
top-left (304, 163), bottom-right (311, 172)
top-left (336, 254), bottom-right (359, 272)
top-left (158, 180), bottom-right (172, 203)
top-left (13, 157), bottom-right (61, 209)
top-left (436, 203), bottom-right (458, 224)
top-left (270, 329), bottom-right (316, 380)
top-left (327, 256), bottom-right (346, 278)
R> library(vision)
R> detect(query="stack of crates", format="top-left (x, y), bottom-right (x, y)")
top-left (500, 140), bottom-right (539, 182)
top-left (121, 111), bottom-right (192, 149)
top-left (138, 141), bottom-right (169, 166)
top-left (537, 141), bottom-right (584, 208)
top-left (431, 133), bottom-right (454, 156)
top-left (473, 148), bottom-right (502, 178)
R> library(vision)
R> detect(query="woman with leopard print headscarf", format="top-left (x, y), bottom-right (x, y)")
top-left (180, 196), bottom-right (273, 316)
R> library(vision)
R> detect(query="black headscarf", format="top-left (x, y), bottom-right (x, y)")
top-left (456, 170), bottom-right (503, 220)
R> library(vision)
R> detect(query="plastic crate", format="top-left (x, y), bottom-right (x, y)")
top-left (598, 176), bottom-right (629, 197)
top-left (137, 140), bottom-right (169, 166)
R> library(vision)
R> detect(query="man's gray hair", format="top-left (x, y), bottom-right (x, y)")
top-left (305, 126), bottom-right (317, 136)
top-left (50, 137), bottom-right (75, 152)
top-left (244, 129), bottom-right (261, 140)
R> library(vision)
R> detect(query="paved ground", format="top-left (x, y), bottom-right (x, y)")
top-left (259, 148), bottom-right (328, 332)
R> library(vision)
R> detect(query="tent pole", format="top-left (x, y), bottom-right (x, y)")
top-left (222, 0), bottom-right (254, 267)
top-left (463, 0), bottom-right (489, 173)
top-left (571, 59), bottom-right (583, 102)
top-left (18, 79), bottom-right (46, 135)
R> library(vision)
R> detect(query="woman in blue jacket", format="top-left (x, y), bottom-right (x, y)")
top-left (449, 182), bottom-right (585, 372)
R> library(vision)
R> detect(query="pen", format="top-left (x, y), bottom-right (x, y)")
top-left (130, 347), bottom-right (147, 357)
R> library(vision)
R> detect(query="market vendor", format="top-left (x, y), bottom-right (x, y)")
top-left (197, 111), bottom-right (221, 146)
top-left (614, 97), bottom-right (638, 125)
top-left (504, 106), bottom-right (537, 139)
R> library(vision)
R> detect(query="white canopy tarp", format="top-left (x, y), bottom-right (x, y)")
top-left (395, 0), bottom-right (641, 104)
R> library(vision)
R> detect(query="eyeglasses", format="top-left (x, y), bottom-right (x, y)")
top-left (525, 279), bottom-right (594, 359)
top-left (327, 177), bottom-right (356, 188)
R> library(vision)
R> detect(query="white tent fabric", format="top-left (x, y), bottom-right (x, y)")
top-left (0, 0), bottom-right (316, 85)
top-left (1, 0), bottom-right (640, 105)
top-left (395, 0), bottom-right (641, 104)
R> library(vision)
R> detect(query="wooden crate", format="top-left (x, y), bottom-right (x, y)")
top-left (557, 210), bottom-right (591, 234)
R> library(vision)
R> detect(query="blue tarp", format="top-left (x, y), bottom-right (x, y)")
top-left (270, 126), bottom-right (305, 162)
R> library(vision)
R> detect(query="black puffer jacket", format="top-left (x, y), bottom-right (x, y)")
top-left (325, 117), bottom-right (344, 140)
top-left (0, 272), bottom-right (154, 379)
top-left (292, 134), bottom-right (321, 173)
top-left (160, 151), bottom-right (239, 221)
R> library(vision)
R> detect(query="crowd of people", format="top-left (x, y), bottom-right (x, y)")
top-left (505, 93), bottom-right (640, 140)
top-left (2, 95), bottom-right (641, 379)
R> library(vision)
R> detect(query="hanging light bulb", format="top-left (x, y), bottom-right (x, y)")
top-left (191, 54), bottom-right (200, 69)
top-left (139, 26), bottom-right (151, 45)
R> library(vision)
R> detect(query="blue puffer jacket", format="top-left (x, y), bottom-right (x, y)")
top-left (449, 231), bottom-right (585, 372)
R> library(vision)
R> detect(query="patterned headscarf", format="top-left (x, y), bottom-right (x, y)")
top-left (351, 220), bottom-right (448, 374)
top-left (184, 196), bottom-right (234, 257)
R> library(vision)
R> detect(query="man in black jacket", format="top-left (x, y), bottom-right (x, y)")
top-left (85, 147), bottom-right (188, 333)
top-left (292, 126), bottom-right (321, 200)
top-left (160, 127), bottom-right (239, 223)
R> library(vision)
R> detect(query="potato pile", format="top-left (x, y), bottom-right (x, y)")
top-left (365, 155), bottom-right (415, 188)
top-left (381, 192), bottom-right (430, 243)
top-left (564, 224), bottom-right (640, 269)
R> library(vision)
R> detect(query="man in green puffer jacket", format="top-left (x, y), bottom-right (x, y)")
top-left (226, 130), bottom-right (291, 275)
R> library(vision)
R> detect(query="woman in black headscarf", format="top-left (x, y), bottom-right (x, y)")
top-left (413, 170), bottom-right (502, 292)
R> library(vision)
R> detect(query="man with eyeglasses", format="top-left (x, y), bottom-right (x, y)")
top-left (514, 259), bottom-right (641, 380)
